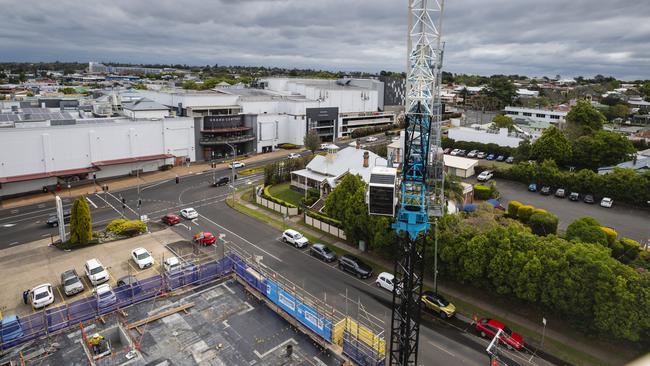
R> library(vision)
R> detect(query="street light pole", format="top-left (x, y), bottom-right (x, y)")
top-left (224, 142), bottom-right (236, 204)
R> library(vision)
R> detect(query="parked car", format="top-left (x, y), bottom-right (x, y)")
top-left (554, 188), bottom-right (566, 198)
top-left (375, 272), bottom-right (400, 294)
top-left (421, 291), bottom-right (456, 318)
top-left (583, 194), bottom-right (595, 204)
top-left (131, 247), bottom-right (154, 269)
top-left (475, 318), bottom-right (524, 351)
top-left (505, 156), bottom-right (514, 164)
top-left (193, 231), bottom-right (217, 245)
top-left (229, 161), bottom-right (245, 169)
top-left (213, 176), bottom-right (230, 187)
top-left (309, 243), bottom-right (337, 262)
top-left (93, 284), bottom-right (117, 308)
top-left (528, 183), bottom-right (537, 192)
top-left (443, 148), bottom-right (451, 154)
top-left (365, 136), bottom-right (378, 142)
top-left (496, 155), bottom-right (505, 162)
top-left (46, 209), bottom-right (71, 227)
top-left (457, 149), bottom-right (467, 157)
top-left (180, 207), bottom-right (198, 219)
top-left (466, 150), bottom-right (479, 158)
top-left (450, 149), bottom-right (460, 156)
top-left (282, 229), bottom-right (309, 248)
top-left (163, 257), bottom-right (181, 273)
top-left (30, 284), bottom-right (54, 309)
top-left (600, 197), bottom-right (613, 208)
top-left (540, 186), bottom-right (551, 195)
top-left (569, 192), bottom-right (580, 201)
top-left (60, 269), bottom-right (84, 296)
top-left (477, 170), bottom-right (493, 182)
top-left (116, 275), bottom-right (142, 296)
top-left (287, 153), bottom-right (301, 159)
top-left (0, 315), bottom-right (23, 344)
top-left (319, 143), bottom-right (330, 150)
top-left (486, 154), bottom-right (495, 160)
top-left (161, 213), bottom-right (181, 226)
top-left (476, 151), bottom-right (486, 159)
top-left (338, 255), bottom-right (373, 279)
top-left (84, 258), bottom-right (109, 286)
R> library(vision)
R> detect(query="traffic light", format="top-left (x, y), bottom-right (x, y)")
top-left (138, 199), bottom-right (142, 207)
top-left (175, 176), bottom-right (180, 184)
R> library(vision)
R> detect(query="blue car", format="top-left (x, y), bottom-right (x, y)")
top-left (486, 154), bottom-right (495, 160)
top-left (1, 315), bottom-right (24, 345)
top-left (528, 183), bottom-right (538, 192)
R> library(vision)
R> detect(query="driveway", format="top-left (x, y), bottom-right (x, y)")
top-left (491, 179), bottom-right (650, 243)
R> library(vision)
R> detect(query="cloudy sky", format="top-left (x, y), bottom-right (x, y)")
top-left (1, 0), bottom-right (649, 79)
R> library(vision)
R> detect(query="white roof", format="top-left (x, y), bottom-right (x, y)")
top-left (306, 146), bottom-right (387, 180)
top-left (443, 155), bottom-right (479, 171)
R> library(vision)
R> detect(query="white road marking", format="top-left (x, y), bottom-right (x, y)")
top-left (198, 213), bottom-right (283, 263)
top-left (41, 233), bottom-right (51, 237)
top-left (222, 320), bottom-right (230, 328)
top-left (313, 356), bottom-right (327, 366)
top-left (37, 204), bottom-right (46, 208)
top-left (1, 223), bottom-right (16, 228)
top-left (85, 196), bottom-right (98, 209)
top-left (253, 338), bottom-right (297, 359)
top-left (9, 241), bottom-right (19, 246)
top-left (10, 209), bottom-right (19, 214)
top-left (94, 193), bottom-right (121, 216)
top-left (429, 341), bottom-right (455, 357)
top-left (237, 301), bottom-right (255, 316)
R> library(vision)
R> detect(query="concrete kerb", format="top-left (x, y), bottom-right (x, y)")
top-left (0, 149), bottom-right (298, 210)
top-left (230, 189), bottom-right (622, 366)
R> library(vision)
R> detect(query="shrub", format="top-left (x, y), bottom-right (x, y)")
top-left (107, 219), bottom-right (128, 234)
top-left (600, 227), bottom-right (618, 245)
top-left (566, 217), bottom-right (608, 246)
top-left (350, 124), bottom-right (397, 139)
top-left (532, 208), bottom-right (547, 216)
top-left (517, 205), bottom-right (534, 222)
top-left (106, 218), bottom-right (146, 237)
top-left (507, 200), bottom-right (522, 218)
top-left (306, 210), bottom-right (342, 227)
top-left (70, 197), bottom-right (92, 244)
top-left (528, 212), bottom-right (559, 236)
top-left (278, 143), bottom-right (300, 149)
top-left (473, 184), bottom-right (491, 200)
top-left (615, 238), bottom-right (641, 264)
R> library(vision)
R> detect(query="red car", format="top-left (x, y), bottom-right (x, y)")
top-left (161, 214), bottom-right (181, 226)
top-left (193, 231), bottom-right (217, 246)
top-left (475, 318), bottom-right (524, 351)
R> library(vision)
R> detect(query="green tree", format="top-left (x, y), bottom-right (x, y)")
top-left (528, 212), bottom-right (559, 236)
top-left (491, 114), bottom-right (514, 130)
top-left (485, 76), bottom-right (516, 109)
top-left (59, 87), bottom-right (76, 95)
top-left (572, 130), bottom-right (635, 169)
top-left (565, 100), bottom-right (606, 138)
top-left (324, 174), bottom-right (368, 245)
top-left (530, 127), bottom-right (572, 165)
top-left (182, 80), bottom-right (199, 90)
top-left (603, 104), bottom-right (630, 121)
top-left (513, 139), bottom-right (532, 162)
top-left (565, 217), bottom-right (608, 246)
top-left (70, 196), bottom-right (92, 244)
top-left (303, 129), bottom-right (320, 153)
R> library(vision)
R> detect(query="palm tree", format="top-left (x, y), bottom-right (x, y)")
top-left (443, 174), bottom-right (465, 207)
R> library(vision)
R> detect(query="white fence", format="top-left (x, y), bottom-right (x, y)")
top-left (304, 214), bottom-right (347, 240)
top-left (256, 195), bottom-right (299, 216)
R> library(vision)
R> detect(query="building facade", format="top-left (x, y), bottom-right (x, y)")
top-left (504, 106), bottom-right (567, 125)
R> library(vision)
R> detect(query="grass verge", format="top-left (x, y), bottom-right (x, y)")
top-left (268, 182), bottom-right (303, 207)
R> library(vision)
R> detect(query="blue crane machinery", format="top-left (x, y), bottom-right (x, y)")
top-left (368, 0), bottom-right (445, 364)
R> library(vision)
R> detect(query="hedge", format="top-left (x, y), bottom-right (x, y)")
top-left (350, 123), bottom-right (399, 139)
top-left (600, 226), bottom-right (618, 245)
top-left (532, 208), bottom-right (547, 216)
top-left (517, 205), bottom-right (535, 222)
top-left (473, 184), bottom-right (491, 200)
top-left (262, 185), bottom-right (298, 209)
top-left (507, 200), bottom-right (522, 217)
top-left (106, 219), bottom-right (146, 237)
top-left (528, 212), bottom-right (559, 236)
top-left (278, 143), bottom-right (300, 149)
top-left (305, 210), bottom-right (343, 227)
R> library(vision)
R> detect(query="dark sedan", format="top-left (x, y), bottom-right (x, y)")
top-left (309, 243), bottom-right (337, 262)
top-left (583, 194), bottom-right (595, 204)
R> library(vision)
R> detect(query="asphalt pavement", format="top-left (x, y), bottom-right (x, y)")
top-left (490, 178), bottom-right (650, 243)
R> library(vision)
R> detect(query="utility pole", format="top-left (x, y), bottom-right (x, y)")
top-left (224, 142), bottom-right (237, 204)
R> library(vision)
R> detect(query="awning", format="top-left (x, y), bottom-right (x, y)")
top-left (201, 126), bottom-right (252, 133)
top-left (0, 166), bottom-right (98, 184)
top-left (92, 154), bottom-right (175, 167)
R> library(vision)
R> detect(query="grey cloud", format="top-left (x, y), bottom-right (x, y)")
top-left (0, 0), bottom-right (648, 79)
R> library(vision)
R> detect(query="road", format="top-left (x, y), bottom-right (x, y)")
top-left (0, 150), bottom-right (552, 365)
top-left (491, 178), bottom-right (650, 243)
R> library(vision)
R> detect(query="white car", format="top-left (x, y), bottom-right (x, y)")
top-left (93, 284), bottom-right (117, 308)
top-left (365, 136), bottom-right (378, 142)
top-left (288, 153), bottom-right (301, 159)
top-left (450, 149), bottom-right (460, 156)
top-left (84, 258), bottom-right (109, 286)
top-left (320, 143), bottom-right (330, 150)
top-left (229, 161), bottom-right (245, 169)
top-left (180, 208), bottom-right (198, 219)
top-left (477, 170), bottom-right (493, 182)
top-left (163, 257), bottom-right (181, 273)
top-left (375, 272), bottom-right (400, 294)
top-left (282, 229), bottom-right (309, 248)
top-left (600, 197), bottom-right (613, 208)
top-left (131, 247), bottom-right (154, 269)
top-left (31, 283), bottom-right (55, 309)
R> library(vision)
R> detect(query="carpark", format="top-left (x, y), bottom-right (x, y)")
top-left (0, 229), bottom-right (183, 318)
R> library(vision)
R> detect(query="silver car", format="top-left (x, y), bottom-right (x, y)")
top-left (61, 269), bottom-right (84, 296)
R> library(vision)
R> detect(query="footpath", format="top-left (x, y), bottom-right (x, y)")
top-left (231, 190), bottom-right (636, 366)
top-left (0, 149), bottom-right (295, 210)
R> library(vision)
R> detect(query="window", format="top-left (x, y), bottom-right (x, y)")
top-left (536, 113), bottom-right (546, 118)
top-left (523, 112), bottom-right (532, 117)
top-left (550, 115), bottom-right (560, 119)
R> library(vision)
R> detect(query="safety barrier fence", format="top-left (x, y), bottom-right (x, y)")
top-left (1, 251), bottom-right (386, 366)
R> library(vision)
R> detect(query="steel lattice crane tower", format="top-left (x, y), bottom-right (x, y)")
top-left (368, 1), bottom-right (445, 365)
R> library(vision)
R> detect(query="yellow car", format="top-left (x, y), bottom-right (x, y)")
top-left (421, 291), bottom-right (456, 319)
